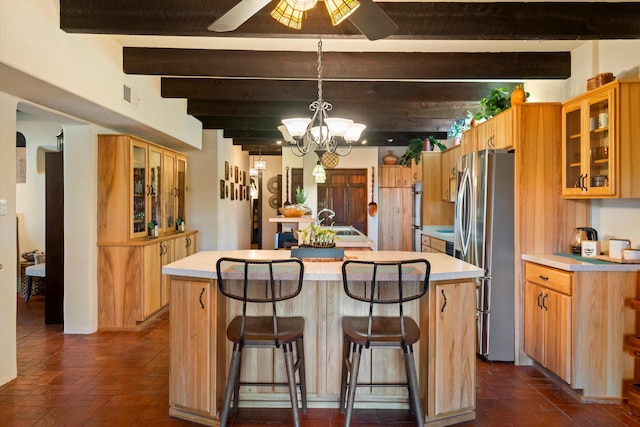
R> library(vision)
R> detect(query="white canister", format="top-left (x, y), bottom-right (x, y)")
top-left (598, 112), bottom-right (609, 128)
top-left (609, 239), bottom-right (631, 259)
top-left (581, 240), bottom-right (600, 258)
top-left (623, 249), bottom-right (640, 261)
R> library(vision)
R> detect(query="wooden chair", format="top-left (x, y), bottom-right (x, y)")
top-left (340, 259), bottom-right (431, 427)
top-left (216, 257), bottom-right (307, 427)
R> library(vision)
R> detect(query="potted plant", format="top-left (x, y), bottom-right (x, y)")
top-left (147, 221), bottom-right (156, 237)
top-left (175, 218), bottom-right (184, 232)
top-left (473, 86), bottom-right (530, 121)
top-left (448, 119), bottom-right (469, 144)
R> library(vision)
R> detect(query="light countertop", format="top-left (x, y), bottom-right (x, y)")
top-left (522, 253), bottom-right (640, 272)
top-left (422, 225), bottom-right (455, 243)
top-left (163, 250), bottom-right (483, 282)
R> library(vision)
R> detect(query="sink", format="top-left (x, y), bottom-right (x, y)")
top-left (436, 229), bottom-right (454, 233)
top-left (328, 226), bottom-right (364, 237)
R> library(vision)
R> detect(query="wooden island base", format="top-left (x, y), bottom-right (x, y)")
top-left (163, 250), bottom-right (483, 426)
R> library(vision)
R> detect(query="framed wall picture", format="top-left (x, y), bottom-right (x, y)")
top-left (225, 161), bottom-right (229, 180)
top-left (220, 179), bottom-right (225, 199)
top-left (239, 184), bottom-right (244, 201)
top-left (243, 171), bottom-right (247, 186)
top-left (234, 166), bottom-right (239, 183)
top-left (226, 183), bottom-right (229, 199)
top-left (230, 182), bottom-right (235, 200)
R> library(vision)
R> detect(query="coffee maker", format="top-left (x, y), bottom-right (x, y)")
top-left (570, 227), bottom-right (598, 255)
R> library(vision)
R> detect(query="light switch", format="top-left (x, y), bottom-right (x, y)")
top-left (0, 199), bottom-right (7, 215)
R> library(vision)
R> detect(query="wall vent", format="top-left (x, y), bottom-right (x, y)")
top-left (122, 83), bottom-right (139, 108)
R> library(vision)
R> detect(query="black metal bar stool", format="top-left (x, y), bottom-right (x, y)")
top-left (216, 257), bottom-right (307, 427)
top-left (339, 259), bottom-right (431, 427)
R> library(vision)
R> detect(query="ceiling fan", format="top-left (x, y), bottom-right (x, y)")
top-left (208, 0), bottom-right (398, 41)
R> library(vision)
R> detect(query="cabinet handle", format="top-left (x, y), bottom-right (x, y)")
top-left (451, 167), bottom-right (456, 177)
top-left (542, 294), bottom-right (549, 311)
top-left (186, 237), bottom-right (191, 247)
top-left (199, 287), bottom-right (205, 309)
top-left (488, 135), bottom-right (495, 149)
top-left (445, 190), bottom-right (449, 198)
top-left (440, 289), bottom-right (447, 312)
top-left (538, 275), bottom-right (549, 281)
top-left (175, 187), bottom-right (180, 197)
top-left (537, 292), bottom-right (542, 308)
top-left (581, 174), bottom-right (588, 190)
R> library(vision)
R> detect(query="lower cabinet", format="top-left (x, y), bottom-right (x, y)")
top-left (523, 261), bottom-right (637, 399)
top-left (421, 235), bottom-right (447, 254)
top-left (421, 280), bottom-right (476, 424)
top-left (524, 266), bottom-right (572, 383)
top-left (98, 231), bottom-right (198, 329)
top-left (169, 277), bottom-right (227, 423)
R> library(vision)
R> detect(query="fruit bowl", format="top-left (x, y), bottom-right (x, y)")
top-left (279, 205), bottom-right (309, 217)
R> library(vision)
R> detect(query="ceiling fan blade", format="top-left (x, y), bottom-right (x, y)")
top-left (208, 0), bottom-right (272, 32)
top-left (348, 0), bottom-right (398, 41)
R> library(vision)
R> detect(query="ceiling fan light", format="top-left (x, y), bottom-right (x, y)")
top-left (344, 123), bottom-right (366, 142)
top-left (271, 1), bottom-right (304, 29)
top-left (324, 117), bottom-right (353, 137)
top-left (282, 118), bottom-right (311, 137)
top-left (324, 0), bottom-right (361, 26)
top-left (284, 0), bottom-right (319, 12)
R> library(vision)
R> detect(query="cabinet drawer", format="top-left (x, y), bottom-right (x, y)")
top-left (525, 263), bottom-right (572, 295)
top-left (421, 235), bottom-right (431, 247)
top-left (430, 237), bottom-right (447, 253)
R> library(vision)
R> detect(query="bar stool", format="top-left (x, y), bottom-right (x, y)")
top-left (339, 259), bottom-right (431, 427)
top-left (216, 257), bottom-right (307, 427)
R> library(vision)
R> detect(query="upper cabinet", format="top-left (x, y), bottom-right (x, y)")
top-left (562, 80), bottom-right (640, 198)
top-left (98, 134), bottom-right (188, 243)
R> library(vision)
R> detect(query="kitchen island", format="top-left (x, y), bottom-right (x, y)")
top-left (163, 250), bottom-right (482, 426)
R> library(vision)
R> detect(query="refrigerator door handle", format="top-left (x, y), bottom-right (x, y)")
top-left (456, 167), bottom-right (473, 256)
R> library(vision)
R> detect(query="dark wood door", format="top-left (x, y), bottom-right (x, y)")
top-left (317, 169), bottom-right (367, 234)
top-left (45, 151), bottom-right (64, 324)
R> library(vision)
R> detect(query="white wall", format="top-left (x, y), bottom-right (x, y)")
top-left (15, 114), bottom-right (60, 256)
top-left (185, 130), bottom-right (251, 251)
top-left (526, 40), bottom-right (640, 250)
top-left (0, 92), bottom-right (19, 385)
top-left (0, 0), bottom-right (201, 149)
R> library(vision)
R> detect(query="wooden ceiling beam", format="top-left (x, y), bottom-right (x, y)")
top-left (125, 48), bottom-right (570, 80)
top-left (162, 78), bottom-right (520, 103)
top-left (224, 129), bottom-right (448, 142)
top-left (197, 115), bottom-right (456, 133)
top-left (189, 99), bottom-right (480, 121)
top-left (61, 1), bottom-right (640, 40)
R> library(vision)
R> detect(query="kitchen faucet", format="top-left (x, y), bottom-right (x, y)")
top-left (316, 208), bottom-right (336, 225)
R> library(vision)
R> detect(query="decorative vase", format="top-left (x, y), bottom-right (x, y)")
top-left (383, 150), bottom-right (399, 165)
top-left (510, 85), bottom-right (526, 104)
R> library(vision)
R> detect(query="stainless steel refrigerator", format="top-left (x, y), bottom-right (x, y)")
top-left (412, 182), bottom-right (422, 252)
top-left (454, 150), bottom-right (515, 362)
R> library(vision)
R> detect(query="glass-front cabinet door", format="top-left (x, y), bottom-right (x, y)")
top-left (149, 146), bottom-right (163, 230)
top-left (176, 156), bottom-right (186, 226)
top-left (164, 151), bottom-right (177, 231)
top-left (562, 87), bottom-right (616, 197)
top-left (131, 141), bottom-right (148, 238)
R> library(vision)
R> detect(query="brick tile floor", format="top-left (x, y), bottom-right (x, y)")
top-left (2, 294), bottom-right (640, 426)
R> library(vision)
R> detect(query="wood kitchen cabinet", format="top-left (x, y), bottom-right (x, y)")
top-left (524, 263), bottom-right (571, 383)
top-left (523, 261), bottom-right (637, 399)
top-left (97, 232), bottom-right (197, 328)
top-left (97, 134), bottom-right (197, 329)
top-left (440, 145), bottom-right (459, 202)
top-left (378, 166), bottom-right (414, 251)
top-left (420, 280), bottom-right (476, 424)
top-left (98, 134), bottom-right (189, 240)
top-left (421, 152), bottom-right (454, 226)
top-left (561, 80), bottom-right (640, 198)
top-left (169, 277), bottom-right (227, 424)
top-left (421, 235), bottom-right (447, 254)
